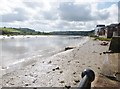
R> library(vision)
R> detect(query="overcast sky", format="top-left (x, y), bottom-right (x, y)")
top-left (0, 0), bottom-right (119, 32)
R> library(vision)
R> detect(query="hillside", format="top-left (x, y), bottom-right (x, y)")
top-left (50, 30), bottom-right (95, 36)
top-left (0, 27), bottom-right (38, 35)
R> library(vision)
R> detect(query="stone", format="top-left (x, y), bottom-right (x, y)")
top-left (56, 67), bottom-right (60, 70)
top-left (73, 72), bottom-right (76, 74)
top-left (65, 46), bottom-right (74, 51)
top-left (74, 79), bottom-right (80, 83)
top-left (98, 67), bottom-right (100, 69)
top-left (60, 81), bottom-right (65, 83)
top-left (65, 85), bottom-right (71, 89)
top-left (25, 84), bottom-right (29, 86)
top-left (52, 69), bottom-right (55, 71)
top-left (48, 61), bottom-right (52, 64)
top-left (60, 71), bottom-right (63, 73)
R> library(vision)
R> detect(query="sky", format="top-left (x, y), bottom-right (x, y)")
top-left (0, 0), bottom-right (119, 32)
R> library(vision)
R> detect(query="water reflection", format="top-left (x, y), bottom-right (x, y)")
top-left (0, 35), bottom-right (85, 67)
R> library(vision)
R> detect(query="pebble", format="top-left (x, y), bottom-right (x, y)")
top-left (98, 67), bottom-right (100, 69)
top-left (65, 85), bottom-right (71, 89)
top-left (52, 69), bottom-right (55, 71)
top-left (56, 67), bottom-right (60, 70)
top-left (73, 72), bottom-right (76, 74)
top-left (10, 83), bottom-right (14, 85)
top-left (47, 71), bottom-right (50, 74)
top-left (32, 79), bottom-right (37, 83)
top-left (25, 75), bottom-right (27, 76)
top-left (68, 60), bottom-right (71, 63)
top-left (74, 79), bottom-right (80, 83)
top-left (99, 53), bottom-right (102, 55)
top-left (32, 64), bottom-right (35, 66)
top-left (60, 81), bottom-right (65, 83)
top-left (48, 61), bottom-right (52, 64)
top-left (60, 71), bottom-right (63, 73)
top-left (25, 83), bottom-right (29, 86)
top-left (82, 63), bottom-right (85, 65)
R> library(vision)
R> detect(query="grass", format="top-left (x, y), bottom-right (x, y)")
top-left (94, 37), bottom-right (111, 41)
top-left (0, 28), bottom-right (20, 33)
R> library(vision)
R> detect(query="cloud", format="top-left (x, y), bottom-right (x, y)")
top-left (24, 2), bottom-right (44, 9)
top-left (58, 2), bottom-right (110, 22)
top-left (0, 0), bottom-right (119, 31)
top-left (58, 2), bottom-right (92, 21)
top-left (1, 8), bottom-right (29, 22)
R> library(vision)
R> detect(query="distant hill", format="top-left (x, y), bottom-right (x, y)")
top-left (0, 27), bottom-right (39, 35)
top-left (50, 30), bottom-right (95, 36)
top-left (0, 27), bottom-right (95, 36)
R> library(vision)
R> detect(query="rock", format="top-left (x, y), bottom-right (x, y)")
top-left (73, 72), bottom-right (76, 74)
top-left (74, 79), bottom-right (80, 83)
top-left (99, 53), bottom-right (102, 55)
top-left (65, 47), bottom-right (74, 51)
top-left (25, 83), bottom-right (29, 86)
top-left (56, 67), bottom-right (60, 70)
top-left (32, 64), bottom-right (35, 66)
top-left (73, 82), bottom-right (77, 85)
top-left (76, 61), bottom-right (79, 63)
top-left (47, 71), bottom-right (50, 74)
top-left (32, 79), bottom-right (37, 83)
top-left (60, 81), bottom-right (65, 83)
top-left (68, 60), bottom-right (71, 63)
top-left (10, 83), bottom-right (14, 85)
top-left (92, 51), bottom-right (97, 53)
top-left (103, 52), bottom-right (106, 54)
top-left (65, 85), bottom-right (71, 89)
top-left (82, 63), bottom-right (85, 65)
top-left (98, 67), bottom-right (100, 69)
top-left (60, 71), bottom-right (63, 73)
top-left (52, 69), bottom-right (55, 71)
top-left (100, 41), bottom-right (108, 46)
top-left (48, 61), bottom-right (52, 64)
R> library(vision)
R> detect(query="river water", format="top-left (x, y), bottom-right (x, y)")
top-left (0, 35), bottom-right (89, 74)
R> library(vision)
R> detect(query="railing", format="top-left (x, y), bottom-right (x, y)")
top-left (78, 69), bottom-right (95, 89)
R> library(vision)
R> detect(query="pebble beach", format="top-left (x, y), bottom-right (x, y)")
top-left (1, 37), bottom-right (117, 88)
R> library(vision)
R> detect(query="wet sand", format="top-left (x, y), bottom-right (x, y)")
top-left (1, 37), bottom-right (111, 88)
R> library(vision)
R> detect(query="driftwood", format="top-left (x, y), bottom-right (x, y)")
top-left (100, 41), bottom-right (108, 46)
top-left (65, 46), bottom-right (75, 51)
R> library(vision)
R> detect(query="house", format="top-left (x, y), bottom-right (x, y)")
top-left (0, 30), bottom-right (3, 35)
top-left (105, 23), bottom-right (120, 38)
top-left (94, 25), bottom-right (105, 36)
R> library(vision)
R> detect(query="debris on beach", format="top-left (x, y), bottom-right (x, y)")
top-left (73, 72), bottom-right (76, 74)
top-left (55, 67), bottom-right (60, 70)
top-left (65, 46), bottom-right (75, 51)
top-left (74, 79), bottom-right (80, 83)
top-left (25, 83), bottom-right (29, 86)
top-left (52, 69), bottom-right (55, 71)
top-left (48, 61), bottom-right (52, 64)
top-left (60, 70), bottom-right (63, 73)
top-left (65, 85), bottom-right (71, 88)
top-left (99, 53), bottom-right (102, 55)
top-left (100, 41), bottom-right (108, 46)
top-left (60, 81), bottom-right (65, 83)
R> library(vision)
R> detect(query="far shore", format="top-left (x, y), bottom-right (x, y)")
top-left (1, 37), bottom-right (115, 88)
top-left (0, 35), bottom-right (85, 40)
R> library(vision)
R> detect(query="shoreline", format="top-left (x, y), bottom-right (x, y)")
top-left (1, 37), bottom-right (110, 87)
top-left (0, 36), bottom-right (89, 77)
top-left (0, 35), bottom-right (85, 40)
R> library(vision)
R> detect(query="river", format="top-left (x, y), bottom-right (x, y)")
top-left (0, 35), bottom-right (89, 75)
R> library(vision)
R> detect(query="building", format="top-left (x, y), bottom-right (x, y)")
top-left (105, 23), bottom-right (120, 38)
top-left (94, 25), bottom-right (105, 36)
top-left (0, 30), bottom-right (3, 35)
